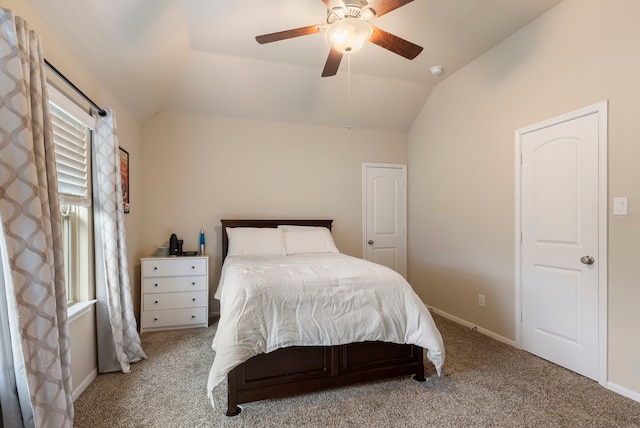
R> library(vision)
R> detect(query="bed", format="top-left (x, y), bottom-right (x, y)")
top-left (208, 219), bottom-right (444, 416)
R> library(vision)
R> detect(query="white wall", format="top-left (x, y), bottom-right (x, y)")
top-left (141, 111), bottom-right (408, 313)
top-left (1, 0), bottom-right (144, 396)
top-left (408, 0), bottom-right (640, 397)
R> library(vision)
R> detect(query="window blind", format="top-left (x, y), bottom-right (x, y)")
top-left (50, 102), bottom-right (92, 207)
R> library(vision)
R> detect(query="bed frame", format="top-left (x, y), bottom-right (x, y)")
top-left (220, 219), bottom-right (426, 416)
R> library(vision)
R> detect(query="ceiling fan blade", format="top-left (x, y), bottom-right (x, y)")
top-left (365, 0), bottom-right (414, 18)
top-left (369, 26), bottom-right (423, 59)
top-left (322, 0), bottom-right (346, 11)
top-left (322, 48), bottom-right (343, 77)
top-left (256, 25), bottom-right (323, 44)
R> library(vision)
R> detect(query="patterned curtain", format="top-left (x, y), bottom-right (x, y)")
top-left (93, 111), bottom-right (146, 373)
top-left (0, 9), bottom-right (74, 428)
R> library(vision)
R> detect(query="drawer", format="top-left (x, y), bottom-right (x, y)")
top-left (143, 275), bottom-right (207, 293)
top-left (144, 291), bottom-right (207, 311)
top-left (142, 307), bottom-right (208, 329)
top-left (142, 258), bottom-right (207, 277)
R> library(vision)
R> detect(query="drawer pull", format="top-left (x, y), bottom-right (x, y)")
top-left (154, 317), bottom-right (158, 322)
top-left (154, 283), bottom-right (158, 287)
top-left (192, 298), bottom-right (196, 302)
top-left (154, 300), bottom-right (159, 304)
top-left (153, 266), bottom-right (158, 271)
top-left (191, 266), bottom-right (196, 270)
top-left (191, 315), bottom-right (196, 319)
top-left (191, 282), bottom-right (196, 286)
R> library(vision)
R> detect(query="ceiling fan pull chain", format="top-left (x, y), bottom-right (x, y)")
top-left (347, 52), bottom-right (352, 130)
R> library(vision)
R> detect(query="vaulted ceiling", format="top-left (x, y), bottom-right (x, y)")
top-left (25, 0), bottom-right (563, 132)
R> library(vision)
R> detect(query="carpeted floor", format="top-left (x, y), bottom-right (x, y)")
top-left (73, 315), bottom-right (640, 427)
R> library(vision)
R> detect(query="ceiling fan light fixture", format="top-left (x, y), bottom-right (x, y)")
top-left (324, 17), bottom-right (373, 54)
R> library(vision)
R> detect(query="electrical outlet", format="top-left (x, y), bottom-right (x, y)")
top-left (478, 294), bottom-right (485, 308)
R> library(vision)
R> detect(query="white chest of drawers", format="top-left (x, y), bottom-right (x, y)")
top-left (140, 256), bottom-right (209, 333)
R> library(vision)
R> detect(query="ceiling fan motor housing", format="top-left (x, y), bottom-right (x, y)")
top-left (327, 1), bottom-right (376, 24)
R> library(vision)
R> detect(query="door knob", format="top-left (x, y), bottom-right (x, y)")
top-left (368, 240), bottom-right (374, 245)
top-left (580, 255), bottom-right (595, 265)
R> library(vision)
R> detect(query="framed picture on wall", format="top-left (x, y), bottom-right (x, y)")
top-left (119, 147), bottom-right (130, 213)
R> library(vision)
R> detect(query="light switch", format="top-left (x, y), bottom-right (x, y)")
top-left (613, 197), bottom-right (628, 216)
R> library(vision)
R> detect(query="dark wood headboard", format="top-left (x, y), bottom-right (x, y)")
top-left (221, 219), bottom-right (333, 261)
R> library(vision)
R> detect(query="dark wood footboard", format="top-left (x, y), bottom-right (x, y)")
top-left (226, 341), bottom-right (425, 416)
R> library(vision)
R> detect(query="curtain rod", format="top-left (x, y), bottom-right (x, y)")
top-left (44, 58), bottom-right (107, 117)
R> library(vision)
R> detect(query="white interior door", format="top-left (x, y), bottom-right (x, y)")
top-left (363, 163), bottom-right (407, 277)
top-left (517, 106), bottom-right (606, 382)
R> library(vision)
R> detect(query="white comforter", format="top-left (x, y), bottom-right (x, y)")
top-left (207, 253), bottom-right (445, 399)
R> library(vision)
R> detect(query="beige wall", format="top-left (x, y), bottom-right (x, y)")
top-left (9, 0), bottom-right (640, 405)
top-left (408, 0), bottom-right (640, 396)
top-left (67, 310), bottom-right (97, 397)
top-left (140, 111), bottom-right (407, 313)
top-left (1, 0), bottom-right (144, 395)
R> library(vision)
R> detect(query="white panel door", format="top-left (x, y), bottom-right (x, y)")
top-left (520, 112), bottom-right (600, 380)
top-left (363, 163), bottom-right (406, 277)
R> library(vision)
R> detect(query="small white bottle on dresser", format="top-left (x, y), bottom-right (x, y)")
top-left (140, 255), bottom-right (209, 333)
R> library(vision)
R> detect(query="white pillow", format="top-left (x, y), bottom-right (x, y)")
top-left (226, 227), bottom-right (286, 257)
top-left (283, 227), bottom-right (339, 255)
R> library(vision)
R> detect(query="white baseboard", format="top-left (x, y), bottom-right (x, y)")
top-left (73, 368), bottom-right (97, 402)
top-left (428, 306), bottom-right (516, 348)
top-left (428, 306), bottom-right (640, 404)
top-left (607, 381), bottom-right (640, 403)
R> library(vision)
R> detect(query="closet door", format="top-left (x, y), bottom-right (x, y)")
top-left (363, 163), bottom-right (407, 277)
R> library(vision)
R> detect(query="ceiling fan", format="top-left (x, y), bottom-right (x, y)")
top-left (255, 0), bottom-right (423, 77)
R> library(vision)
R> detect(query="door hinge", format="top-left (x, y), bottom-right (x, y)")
top-left (520, 232), bottom-right (522, 243)
top-left (520, 310), bottom-right (523, 322)
top-left (520, 152), bottom-right (523, 164)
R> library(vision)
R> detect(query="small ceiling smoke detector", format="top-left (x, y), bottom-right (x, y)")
top-left (430, 65), bottom-right (444, 76)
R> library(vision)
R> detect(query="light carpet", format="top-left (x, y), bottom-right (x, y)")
top-left (73, 315), bottom-right (640, 427)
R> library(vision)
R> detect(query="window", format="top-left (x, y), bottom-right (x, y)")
top-left (48, 85), bottom-right (94, 307)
